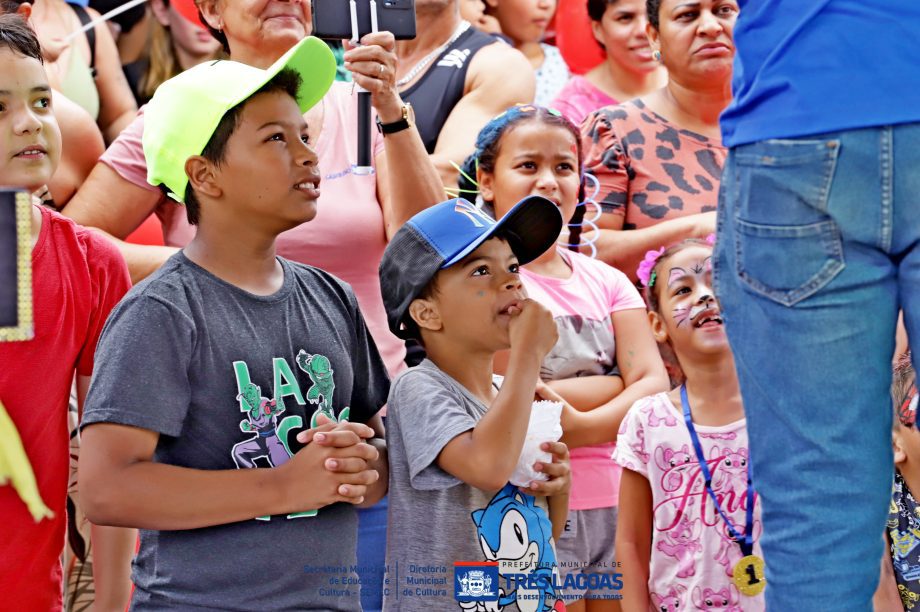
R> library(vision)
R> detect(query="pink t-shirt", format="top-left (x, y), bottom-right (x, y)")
top-left (100, 82), bottom-right (406, 375)
top-left (551, 75), bottom-right (617, 129)
top-left (612, 393), bottom-right (765, 611)
top-left (520, 250), bottom-right (644, 510)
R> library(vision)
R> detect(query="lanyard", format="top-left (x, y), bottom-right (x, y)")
top-left (680, 384), bottom-right (755, 557)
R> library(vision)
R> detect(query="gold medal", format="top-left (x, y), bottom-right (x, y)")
top-left (732, 555), bottom-right (766, 596)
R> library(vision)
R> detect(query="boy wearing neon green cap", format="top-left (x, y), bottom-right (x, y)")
top-left (78, 38), bottom-right (390, 611)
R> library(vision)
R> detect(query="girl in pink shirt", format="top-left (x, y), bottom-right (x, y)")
top-left (612, 238), bottom-right (765, 611)
top-left (463, 104), bottom-right (669, 610)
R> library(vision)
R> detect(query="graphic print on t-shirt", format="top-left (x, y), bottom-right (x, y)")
top-left (467, 484), bottom-right (565, 612)
top-left (540, 314), bottom-right (615, 380)
top-left (230, 350), bottom-right (347, 520)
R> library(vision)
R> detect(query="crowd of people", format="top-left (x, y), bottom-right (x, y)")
top-left (1, 0), bottom-right (919, 611)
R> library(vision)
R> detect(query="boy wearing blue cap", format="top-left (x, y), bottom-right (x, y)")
top-left (379, 197), bottom-right (572, 612)
top-left (77, 38), bottom-right (389, 611)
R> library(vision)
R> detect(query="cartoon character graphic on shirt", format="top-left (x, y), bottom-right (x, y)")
top-left (539, 315), bottom-right (615, 380)
top-left (692, 585), bottom-right (742, 611)
top-left (709, 446), bottom-right (748, 493)
top-left (655, 443), bottom-right (694, 492)
top-left (231, 351), bottom-right (345, 469)
top-left (231, 352), bottom-right (342, 520)
top-left (713, 520), bottom-right (762, 578)
top-left (891, 526), bottom-right (920, 582)
top-left (642, 397), bottom-right (678, 428)
top-left (296, 350), bottom-right (349, 427)
top-left (469, 484), bottom-right (564, 612)
top-left (650, 585), bottom-right (686, 612)
top-left (656, 513), bottom-right (702, 578)
top-left (231, 382), bottom-right (290, 468)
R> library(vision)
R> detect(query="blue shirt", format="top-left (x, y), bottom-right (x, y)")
top-left (720, 0), bottom-right (920, 147)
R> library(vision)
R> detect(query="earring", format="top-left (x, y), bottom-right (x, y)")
top-left (653, 49), bottom-right (661, 62)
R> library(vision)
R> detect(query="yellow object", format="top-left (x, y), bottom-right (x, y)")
top-left (0, 399), bottom-right (54, 522)
top-left (733, 554), bottom-right (767, 597)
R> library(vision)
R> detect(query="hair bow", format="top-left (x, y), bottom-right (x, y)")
top-left (637, 247), bottom-right (666, 287)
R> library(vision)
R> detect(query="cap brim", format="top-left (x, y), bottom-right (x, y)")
top-left (144, 37), bottom-right (335, 203)
top-left (258, 36), bottom-right (335, 115)
top-left (442, 196), bottom-right (563, 268)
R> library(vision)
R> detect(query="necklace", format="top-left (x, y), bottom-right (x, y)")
top-left (680, 384), bottom-right (766, 597)
top-left (396, 20), bottom-right (470, 87)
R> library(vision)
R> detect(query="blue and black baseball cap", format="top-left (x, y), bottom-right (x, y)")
top-left (379, 196), bottom-right (563, 338)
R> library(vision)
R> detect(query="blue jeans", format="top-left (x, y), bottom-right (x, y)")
top-left (714, 124), bottom-right (920, 611)
top-left (356, 494), bottom-right (388, 611)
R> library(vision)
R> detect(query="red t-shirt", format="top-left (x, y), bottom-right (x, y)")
top-left (0, 206), bottom-right (130, 611)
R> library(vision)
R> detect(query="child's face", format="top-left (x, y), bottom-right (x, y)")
top-left (460, 0), bottom-right (487, 23)
top-left (895, 420), bottom-right (920, 469)
top-left (481, 121), bottom-right (580, 231)
top-left (488, 0), bottom-right (556, 44)
top-left (207, 90), bottom-right (320, 232)
top-left (412, 237), bottom-right (525, 352)
top-left (651, 245), bottom-right (729, 360)
top-left (0, 48), bottom-right (61, 192)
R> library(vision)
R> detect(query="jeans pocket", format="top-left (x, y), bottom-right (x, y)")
top-left (732, 137), bottom-right (844, 306)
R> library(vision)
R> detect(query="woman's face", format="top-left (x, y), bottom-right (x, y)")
top-left (650, 0), bottom-right (738, 87)
top-left (202, 0), bottom-right (312, 60)
top-left (153, 0), bottom-right (222, 63)
top-left (593, 0), bottom-right (657, 75)
top-left (480, 120), bottom-right (581, 229)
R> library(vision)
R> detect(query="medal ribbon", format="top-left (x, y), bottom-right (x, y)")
top-left (680, 384), bottom-right (755, 557)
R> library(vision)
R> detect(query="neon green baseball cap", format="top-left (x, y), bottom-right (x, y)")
top-left (143, 36), bottom-right (335, 203)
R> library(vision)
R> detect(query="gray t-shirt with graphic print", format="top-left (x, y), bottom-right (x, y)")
top-left (383, 360), bottom-right (560, 612)
top-left (82, 252), bottom-right (389, 612)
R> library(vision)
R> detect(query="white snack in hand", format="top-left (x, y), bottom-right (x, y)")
top-left (509, 400), bottom-right (563, 487)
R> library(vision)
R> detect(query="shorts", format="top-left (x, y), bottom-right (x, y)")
top-left (554, 505), bottom-right (618, 603)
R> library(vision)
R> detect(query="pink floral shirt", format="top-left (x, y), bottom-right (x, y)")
top-left (612, 393), bottom-right (765, 611)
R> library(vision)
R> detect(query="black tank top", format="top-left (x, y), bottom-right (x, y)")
top-left (401, 28), bottom-right (500, 153)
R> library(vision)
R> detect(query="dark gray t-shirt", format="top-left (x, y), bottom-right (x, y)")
top-left (82, 252), bottom-right (389, 611)
top-left (383, 360), bottom-right (560, 612)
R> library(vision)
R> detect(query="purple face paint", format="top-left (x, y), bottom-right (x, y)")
top-left (673, 306), bottom-right (690, 327)
top-left (668, 267), bottom-right (688, 287)
top-left (667, 256), bottom-right (716, 327)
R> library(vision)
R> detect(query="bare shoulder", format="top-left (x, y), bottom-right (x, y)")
top-left (466, 40), bottom-right (533, 91)
top-left (55, 91), bottom-right (105, 150)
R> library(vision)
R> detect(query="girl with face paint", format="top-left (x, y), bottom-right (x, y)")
top-left (610, 238), bottom-right (765, 611)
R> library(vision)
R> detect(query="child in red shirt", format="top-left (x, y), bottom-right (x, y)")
top-left (0, 15), bottom-right (131, 611)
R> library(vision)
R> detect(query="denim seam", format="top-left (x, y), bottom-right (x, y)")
top-left (734, 219), bottom-right (845, 306)
top-left (880, 127), bottom-right (893, 252)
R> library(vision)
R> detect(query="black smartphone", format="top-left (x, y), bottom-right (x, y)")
top-left (311, 0), bottom-right (416, 41)
top-left (0, 189), bottom-right (33, 342)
